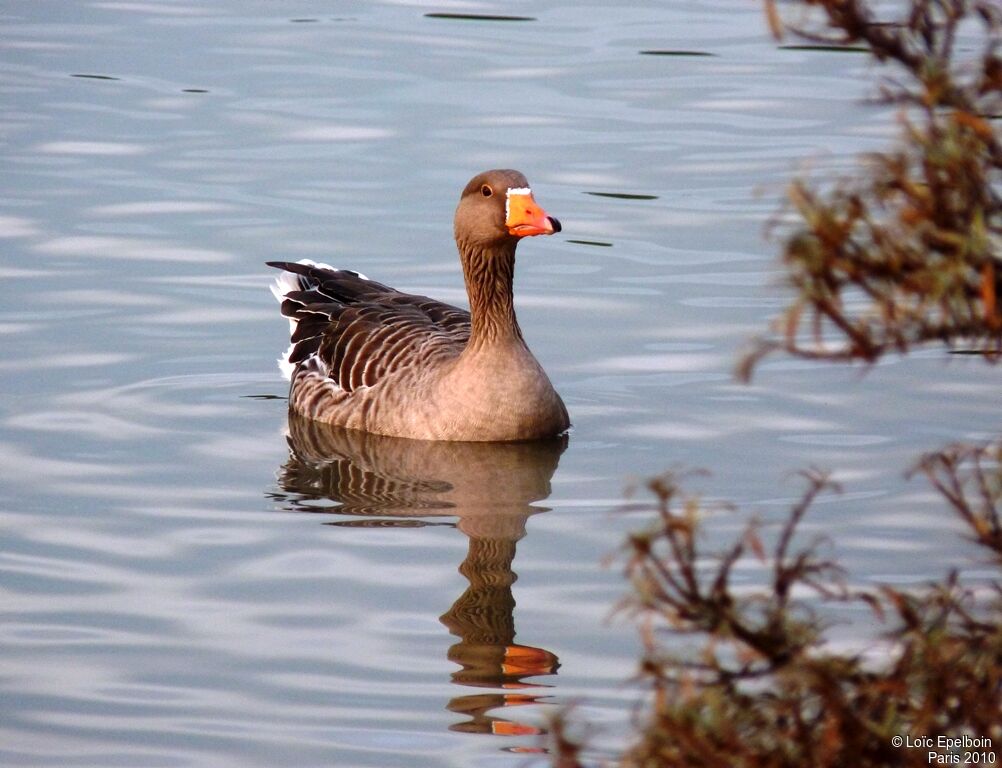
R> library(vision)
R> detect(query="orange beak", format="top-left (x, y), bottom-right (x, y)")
top-left (505, 188), bottom-right (561, 237)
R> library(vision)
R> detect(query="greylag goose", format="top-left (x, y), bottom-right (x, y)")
top-left (268, 169), bottom-right (570, 442)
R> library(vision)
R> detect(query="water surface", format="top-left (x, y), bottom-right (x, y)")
top-left (2, 2), bottom-right (997, 766)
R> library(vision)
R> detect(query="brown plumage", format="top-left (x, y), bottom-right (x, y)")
top-left (268, 169), bottom-right (570, 442)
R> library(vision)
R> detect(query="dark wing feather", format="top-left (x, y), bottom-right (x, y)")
top-left (268, 261), bottom-right (471, 393)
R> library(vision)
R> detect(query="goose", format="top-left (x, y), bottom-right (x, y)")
top-left (268, 169), bottom-right (570, 442)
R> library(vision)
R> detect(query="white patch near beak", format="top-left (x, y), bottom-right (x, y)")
top-left (505, 187), bottom-right (532, 222)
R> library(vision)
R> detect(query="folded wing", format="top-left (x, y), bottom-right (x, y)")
top-left (268, 260), bottom-right (470, 392)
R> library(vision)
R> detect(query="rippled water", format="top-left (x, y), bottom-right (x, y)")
top-left (2, 2), bottom-right (998, 766)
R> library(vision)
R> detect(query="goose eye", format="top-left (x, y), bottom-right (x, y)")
top-left (481, 185), bottom-right (493, 197)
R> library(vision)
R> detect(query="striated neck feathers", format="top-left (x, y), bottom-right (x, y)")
top-left (457, 237), bottom-right (524, 348)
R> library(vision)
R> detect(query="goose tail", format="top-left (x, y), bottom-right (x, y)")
top-left (268, 259), bottom-right (338, 380)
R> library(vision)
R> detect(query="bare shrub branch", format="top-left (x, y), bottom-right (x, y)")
top-left (739, 0), bottom-right (1002, 379)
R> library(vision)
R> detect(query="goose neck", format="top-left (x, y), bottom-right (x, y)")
top-left (459, 239), bottom-right (524, 347)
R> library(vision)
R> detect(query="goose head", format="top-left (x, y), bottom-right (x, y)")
top-left (454, 169), bottom-right (561, 250)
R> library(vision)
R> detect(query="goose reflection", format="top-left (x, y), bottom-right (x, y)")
top-left (272, 413), bottom-right (565, 739)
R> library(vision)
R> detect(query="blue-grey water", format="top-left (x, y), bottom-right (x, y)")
top-left (1, 2), bottom-right (997, 766)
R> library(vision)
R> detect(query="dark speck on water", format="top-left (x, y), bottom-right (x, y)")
top-left (639, 50), bottom-right (715, 56)
top-left (567, 239), bottom-right (613, 248)
top-left (424, 13), bottom-right (537, 22)
top-left (71, 73), bottom-right (121, 80)
top-left (584, 191), bottom-right (659, 200)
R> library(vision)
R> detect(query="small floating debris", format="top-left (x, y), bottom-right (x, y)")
top-left (584, 191), bottom-right (659, 200)
top-left (639, 50), bottom-right (715, 57)
top-left (71, 73), bottom-right (121, 81)
top-left (567, 239), bottom-right (613, 248)
top-left (779, 44), bottom-right (869, 53)
top-left (182, 88), bottom-right (208, 93)
top-left (424, 12), bottom-right (536, 22)
top-left (290, 18), bottom-right (319, 23)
